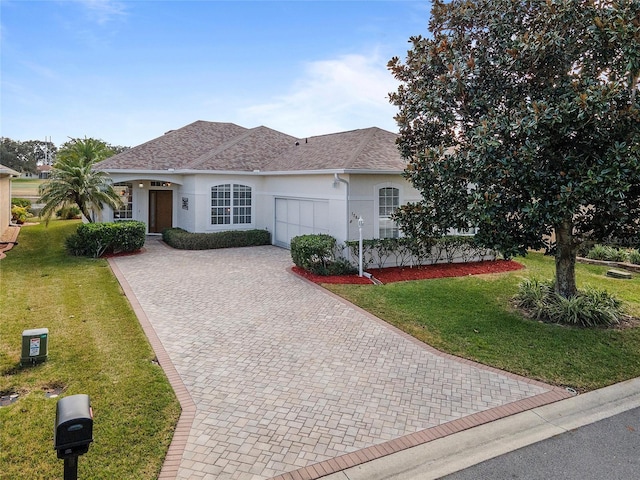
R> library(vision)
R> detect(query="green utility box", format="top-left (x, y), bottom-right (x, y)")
top-left (21, 328), bottom-right (49, 366)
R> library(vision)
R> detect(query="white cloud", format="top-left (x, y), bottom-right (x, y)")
top-left (73, 0), bottom-right (128, 24)
top-left (237, 52), bottom-right (400, 137)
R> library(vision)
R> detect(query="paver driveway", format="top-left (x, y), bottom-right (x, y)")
top-left (109, 238), bottom-right (569, 480)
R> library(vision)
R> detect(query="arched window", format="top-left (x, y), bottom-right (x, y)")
top-left (378, 186), bottom-right (399, 238)
top-left (211, 184), bottom-right (252, 225)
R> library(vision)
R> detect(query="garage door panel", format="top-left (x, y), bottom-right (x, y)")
top-left (299, 201), bottom-right (315, 228)
top-left (275, 198), bottom-right (330, 248)
top-left (275, 198), bottom-right (287, 219)
top-left (287, 202), bottom-right (300, 224)
top-left (275, 220), bottom-right (288, 245)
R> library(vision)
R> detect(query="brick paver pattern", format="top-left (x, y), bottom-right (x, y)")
top-left (112, 240), bottom-right (550, 480)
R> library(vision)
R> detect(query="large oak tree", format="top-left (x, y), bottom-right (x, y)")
top-left (389, 0), bottom-right (640, 298)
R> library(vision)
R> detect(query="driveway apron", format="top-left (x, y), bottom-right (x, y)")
top-left (109, 238), bottom-right (570, 480)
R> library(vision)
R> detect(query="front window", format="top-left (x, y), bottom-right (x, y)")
top-left (113, 182), bottom-right (133, 220)
top-left (211, 184), bottom-right (252, 225)
top-left (379, 187), bottom-right (399, 238)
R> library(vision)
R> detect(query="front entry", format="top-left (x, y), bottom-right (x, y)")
top-left (149, 190), bottom-right (173, 233)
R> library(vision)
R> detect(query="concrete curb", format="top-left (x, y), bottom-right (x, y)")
top-left (322, 377), bottom-right (640, 480)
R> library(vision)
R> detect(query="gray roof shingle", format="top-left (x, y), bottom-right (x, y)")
top-left (95, 121), bottom-right (406, 172)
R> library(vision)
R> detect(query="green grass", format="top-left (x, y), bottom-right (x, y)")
top-left (0, 220), bottom-right (180, 480)
top-left (325, 252), bottom-right (640, 392)
top-left (10, 177), bottom-right (44, 198)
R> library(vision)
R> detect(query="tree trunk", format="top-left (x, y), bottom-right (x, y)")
top-left (554, 220), bottom-right (578, 298)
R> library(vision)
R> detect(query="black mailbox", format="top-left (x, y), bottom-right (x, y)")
top-left (54, 394), bottom-right (93, 459)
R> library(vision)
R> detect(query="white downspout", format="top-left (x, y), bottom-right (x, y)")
top-left (334, 173), bottom-right (350, 245)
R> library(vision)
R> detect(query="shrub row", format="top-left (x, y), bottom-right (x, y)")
top-left (291, 234), bottom-right (497, 276)
top-left (66, 221), bottom-right (146, 257)
top-left (514, 278), bottom-right (625, 327)
top-left (345, 235), bottom-right (496, 270)
top-left (290, 234), bottom-right (355, 276)
top-left (162, 228), bottom-right (271, 250)
top-left (11, 198), bottom-right (32, 209)
top-left (585, 244), bottom-right (640, 265)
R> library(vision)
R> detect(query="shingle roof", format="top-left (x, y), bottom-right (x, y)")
top-left (96, 121), bottom-right (248, 170)
top-left (265, 127), bottom-right (405, 171)
top-left (95, 120), bottom-right (406, 172)
top-left (0, 164), bottom-right (20, 176)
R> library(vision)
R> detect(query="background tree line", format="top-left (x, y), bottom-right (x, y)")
top-left (0, 137), bottom-right (128, 175)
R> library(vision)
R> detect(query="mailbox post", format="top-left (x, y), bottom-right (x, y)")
top-left (54, 394), bottom-right (93, 480)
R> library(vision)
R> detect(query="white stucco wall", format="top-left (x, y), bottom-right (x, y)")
top-left (347, 174), bottom-right (422, 241)
top-left (103, 171), bottom-right (421, 247)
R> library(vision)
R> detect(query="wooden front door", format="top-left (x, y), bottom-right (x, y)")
top-left (149, 190), bottom-right (173, 233)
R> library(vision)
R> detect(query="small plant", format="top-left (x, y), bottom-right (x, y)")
top-left (326, 258), bottom-right (358, 276)
top-left (56, 205), bottom-right (82, 220)
top-left (629, 249), bottom-right (640, 265)
top-left (11, 205), bottom-right (31, 224)
top-left (515, 279), bottom-right (625, 327)
top-left (586, 244), bottom-right (628, 262)
top-left (514, 278), bottom-right (554, 320)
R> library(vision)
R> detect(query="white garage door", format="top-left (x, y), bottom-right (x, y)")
top-left (274, 198), bottom-right (330, 248)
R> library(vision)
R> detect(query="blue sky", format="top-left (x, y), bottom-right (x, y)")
top-left (1, 0), bottom-right (431, 148)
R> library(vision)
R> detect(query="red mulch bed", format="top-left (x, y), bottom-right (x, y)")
top-left (292, 260), bottom-right (524, 285)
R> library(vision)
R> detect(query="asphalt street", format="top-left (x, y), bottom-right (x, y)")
top-left (442, 407), bottom-right (640, 480)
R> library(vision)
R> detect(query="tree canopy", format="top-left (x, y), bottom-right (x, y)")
top-left (388, 0), bottom-right (640, 298)
top-left (39, 137), bottom-right (123, 224)
top-left (0, 138), bottom-right (56, 174)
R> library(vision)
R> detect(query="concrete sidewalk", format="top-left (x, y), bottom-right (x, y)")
top-left (109, 239), bottom-right (573, 480)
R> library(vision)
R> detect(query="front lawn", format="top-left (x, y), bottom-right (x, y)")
top-left (325, 252), bottom-right (640, 392)
top-left (0, 220), bottom-right (180, 480)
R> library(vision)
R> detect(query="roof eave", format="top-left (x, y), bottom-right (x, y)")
top-left (97, 167), bottom-right (405, 176)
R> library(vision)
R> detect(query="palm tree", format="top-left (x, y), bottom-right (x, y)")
top-left (39, 138), bottom-right (123, 225)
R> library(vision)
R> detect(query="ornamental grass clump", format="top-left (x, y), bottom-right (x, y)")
top-left (515, 279), bottom-right (624, 328)
top-left (586, 244), bottom-right (628, 262)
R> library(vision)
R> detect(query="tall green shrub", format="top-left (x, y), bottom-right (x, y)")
top-left (66, 221), bottom-right (146, 257)
top-left (290, 234), bottom-right (354, 275)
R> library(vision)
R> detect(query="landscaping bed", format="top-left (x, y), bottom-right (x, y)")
top-left (292, 259), bottom-right (524, 284)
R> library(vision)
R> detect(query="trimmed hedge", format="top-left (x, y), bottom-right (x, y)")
top-left (345, 235), bottom-right (496, 270)
top-left (290, 234), bottom-right (356, 275)
top-left (66, 221), bottom-right (146, 257)
top-left (162, 228), bottom-right (271, 250)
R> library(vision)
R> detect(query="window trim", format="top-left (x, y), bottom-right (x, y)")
top-left (374, 183), bottom-right (402, 239)
top-left (210, 183), bottom-right (254, 227)
top-left (113, 182), bottom-right (133, 221)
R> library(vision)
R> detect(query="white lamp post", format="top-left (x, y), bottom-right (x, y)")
top-left (358, 216), bottom-right (364, 277)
